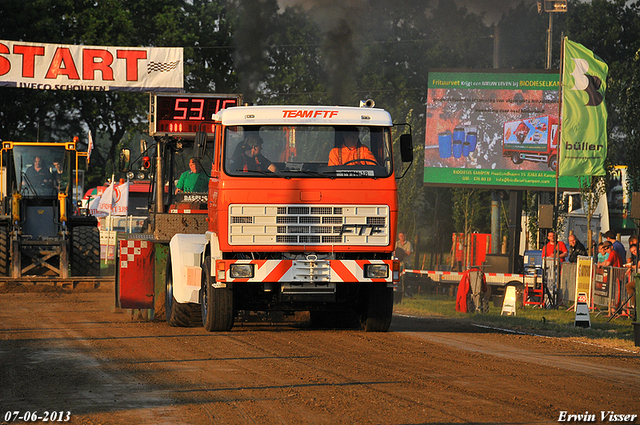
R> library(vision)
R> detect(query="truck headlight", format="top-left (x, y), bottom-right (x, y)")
top-left (364, 264), bottom-right (388, 278)
top-left (230, 264), bottom-right (254, 278)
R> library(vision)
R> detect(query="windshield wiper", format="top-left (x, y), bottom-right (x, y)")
top-left (236, 169), bottom-right (288, 178)
top-left (280, 169), bottom-right (325, 177)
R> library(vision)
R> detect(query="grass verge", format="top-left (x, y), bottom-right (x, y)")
top-left (394, 293), bottom-right (639, 351)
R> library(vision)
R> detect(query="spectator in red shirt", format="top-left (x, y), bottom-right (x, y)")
top-left (602, 241), bottom-right (622, 267)
top-left (542, 230), bottom-right (568, 263)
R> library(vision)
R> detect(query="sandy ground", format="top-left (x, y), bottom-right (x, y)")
top-left (1, 286), bottom-right (639, 424)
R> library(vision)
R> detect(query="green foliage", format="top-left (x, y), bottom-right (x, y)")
top-left (578, 175), bottom-right (608, 250)
top-left (620, 47), bottom-right (640, 190)
top-left (498, 2), bottom-right (550, 69)
top-left (452, 188), bottom-right (491, 235)
top-left (1, 0), bottom-right (640, 250)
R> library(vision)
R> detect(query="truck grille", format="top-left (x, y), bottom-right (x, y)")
top-left (228, 204), bottom-right (389, 246)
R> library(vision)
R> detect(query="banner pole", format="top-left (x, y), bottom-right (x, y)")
top-left (554, 37), bottom-right (566, 308)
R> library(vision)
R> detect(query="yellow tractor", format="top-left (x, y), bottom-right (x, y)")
top-left (0, 139), bottom-right (100, 280)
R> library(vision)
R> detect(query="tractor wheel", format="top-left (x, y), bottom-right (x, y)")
top-left (201, 256), bottom-right (234, 331)
top-left (361, 283), bottom-right (394, 332)
top-left (165, 255), bottom-right (202, 327)
top-left (71, 226), bottom-right (100, 276)
top-left (0, 225), bottom-right (9, 276)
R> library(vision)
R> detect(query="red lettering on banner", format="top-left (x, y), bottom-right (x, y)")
top-left (45, 47), bottom-right (80, 80)
top-left (116, 50), bottom-right (147, 81)
top-left (0, 43), bottom-right (10, 76)
top-left (13, 45), bottom-right (45, 78)
top-left (83, 49), bottom-right (114, 81)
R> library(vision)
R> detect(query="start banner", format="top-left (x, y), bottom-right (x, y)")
top-left (0, 39), bottom-right (183, 92)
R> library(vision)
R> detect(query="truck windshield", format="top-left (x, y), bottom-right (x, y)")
top-left (12, 146), bottom-right (69, 198)
top-left (223, 125), bottom-right (393, 178)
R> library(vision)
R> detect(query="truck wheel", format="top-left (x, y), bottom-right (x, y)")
top-left (0, 225), bottom-right (9, 276)
top-left (71, 226), bottom-right (100, 276)
top-left (165, 255), bottom-right (202, 327)
top-left (362, 283), bottom-right (394, 332)
top-left (511, 152), bottom-right (523, 164)
top-left (548, 154), bottom-right (557, 171)
top-left (200, 256), bottom-right (234, 331)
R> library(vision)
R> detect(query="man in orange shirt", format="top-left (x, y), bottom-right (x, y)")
top-left (328, 126), bottom-right (377, 166)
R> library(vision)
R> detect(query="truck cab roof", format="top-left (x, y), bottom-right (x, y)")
top-left (212, 105), bottom-right (393, 127)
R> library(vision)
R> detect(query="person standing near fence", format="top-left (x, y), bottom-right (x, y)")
top-left (604, 230), bottom-right (626, 265)
top-left (597, 242), bottom-right (609, 265)
top-left (625, 243), bottom-right (638, 310)
top-left (602, 241), bottom-right (622, 267)
top-left (627, 235), bottom-right (638, 265)
top-left (395, 232), bottom-right (412, 269)
top-left (567, 234), bottom-right (588, 263)
top-left (542, 231), bottom-right (568, 263)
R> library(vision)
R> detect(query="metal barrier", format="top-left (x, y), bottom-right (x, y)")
top-left (607, 267), bottom-right (633, 317)
top-left (560, 262), bottom-right (577, 305)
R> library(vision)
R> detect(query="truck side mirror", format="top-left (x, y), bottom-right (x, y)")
top-left (194, 131), bottom-right (207, 159)
top-left (119, 148), bottom-right (131, 172)
top-left (400, 134), bottom-right (413, 163)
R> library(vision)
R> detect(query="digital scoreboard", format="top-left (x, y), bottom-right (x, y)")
top-left (149, 93), bottom-right (242, 137)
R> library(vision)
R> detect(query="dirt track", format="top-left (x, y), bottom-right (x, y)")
top-left (1, 287), bottom-right (639, 424)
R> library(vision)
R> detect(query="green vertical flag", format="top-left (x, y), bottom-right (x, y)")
top-left (560, 38), bottom-right (608, 176)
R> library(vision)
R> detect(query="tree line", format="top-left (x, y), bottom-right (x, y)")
top-left (1, 0), bottom-right (639, 254)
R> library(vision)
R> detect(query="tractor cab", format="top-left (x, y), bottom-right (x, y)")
top-left (0, 140), bottom-right (99, 278)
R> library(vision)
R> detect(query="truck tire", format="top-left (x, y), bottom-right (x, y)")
top-left (71, 226), bottom-right (100, 276)
top-left (510, 152), bottom-right (523, 164)
top-left (200, 256), bottom-right (234, 331)
top-left (0, 225), bottom-right (9, 276)
top-left (362, 283), bottom-right (394, 332)
top-left (548, 154), bottom-right (557, 171)
top-left (165, 255), bottom-right (202, 327)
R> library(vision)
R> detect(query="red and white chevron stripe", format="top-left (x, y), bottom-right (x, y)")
top-left (216, 259), bottom-right (396, 285)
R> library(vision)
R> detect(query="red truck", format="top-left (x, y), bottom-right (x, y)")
top-left (116, 97), bottom-right (413, 332)
top-left (503, 115), bottom-right (559, 171)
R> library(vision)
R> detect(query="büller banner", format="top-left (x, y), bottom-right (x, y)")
top-left (0, 39), bottom-right (183, 92)
top-left (559, 37), bottom-right (608, 177)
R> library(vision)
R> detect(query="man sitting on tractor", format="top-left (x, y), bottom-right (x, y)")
top-left (24, 156), bottom-right (53, 190)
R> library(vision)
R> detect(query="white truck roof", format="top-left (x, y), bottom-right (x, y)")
top-left (212, 105), bottom-right (393, 127)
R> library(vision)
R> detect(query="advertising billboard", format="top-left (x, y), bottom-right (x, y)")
top-left (424, 70), bottom-right (580, 190)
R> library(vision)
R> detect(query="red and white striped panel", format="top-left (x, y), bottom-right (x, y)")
top-left (169, 208), bottom-right (207, 214)
top-left (402, 269), bottom-right (523, 279)
top-left (119, 239), bottom-right (151, 269)
top-left (218, 259), bottom-right (394, 283)
top-left (485, 272), bottom-right (523, 278)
